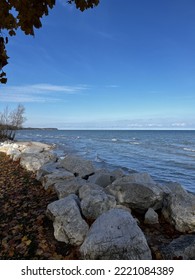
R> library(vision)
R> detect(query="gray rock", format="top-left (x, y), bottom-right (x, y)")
top-left (144, 208), bottom-right (159, 224)
top-left (162, 182), bottom-right (195, 233)
top-left (36, 161), bottom-right (64, 181)
top-left (124, 172), bottom-right (156, 184)
top-left (79, 183), bottom-right (103, 199)
top-left (88, 169), bottom-right (114, 187)
top-left (160, 235), bottom-right (195, 260)
top-left (21, 141), bottom-right (52, 152)
top-left (54, 177), bottom-right (86, 199)
top-left (110, 168), bottom-right (125, 180)
top-left (79, 183), bottom-right (116, 220)
top-left (19, 151), bottom-right (57, 172)
top-left (59, 155), bottom-right (95, 178)
top-left (80, 208), bottom-right (152, 260)
top-left (157, 183), bottom-right (172, 195)
top-left (46, 194), bottom-right (89, 246)
top-left (46, 194), bottom-right (79, 220)
top-left (22, 146), bottom-right (44, 154)
top-left (0, 141), bottom-right (52, 160)
top-left (115, 204), bottom-right (132, 213)
top-left (42, 170), bottom-right (74, 190)
top-left (106, 173), bottom-right (164, 211)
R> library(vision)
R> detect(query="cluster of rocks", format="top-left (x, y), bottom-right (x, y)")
top-left (0, 141), bottom-right (57, 172)
top-left (0, 141), bottom-right (195, 260)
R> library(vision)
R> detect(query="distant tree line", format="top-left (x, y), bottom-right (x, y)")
top-left (0, 104), bottom-right (26, 140)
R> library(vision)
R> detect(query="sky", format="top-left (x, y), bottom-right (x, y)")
top-left (0, 0), bottom-right (195, 129)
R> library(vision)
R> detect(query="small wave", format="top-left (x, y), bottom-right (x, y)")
top-left (59, 156), bottom-right (65, 160)
top-left (112, 138), bottom-right (117, 142)
top-left (95, 154), bottom-right (105, 163)
top-left (183, 148), bottom-right (195, 152)
top-left (129, 141), bottom-right (140, 145)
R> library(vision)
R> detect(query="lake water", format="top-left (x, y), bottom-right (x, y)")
top-left (16, 130), bottom-right (195, 193)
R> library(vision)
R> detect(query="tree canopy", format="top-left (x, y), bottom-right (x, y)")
top-left (0, 0), bottom-right (100, 84)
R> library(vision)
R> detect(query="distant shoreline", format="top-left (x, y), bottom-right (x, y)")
top-left (22, 127), bottom-right (58, 131)
top-left (21, 128), bottom-right (195, 131)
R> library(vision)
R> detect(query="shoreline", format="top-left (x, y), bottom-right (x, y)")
top-left (0, 140), bottom-right (195, 260)
top-left (14, 129), bottom-right (195, 194)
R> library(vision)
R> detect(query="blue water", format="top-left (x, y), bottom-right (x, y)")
top-left (15, 130), bottom-right (195, 193)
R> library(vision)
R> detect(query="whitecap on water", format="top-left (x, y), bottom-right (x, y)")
top-left (183, 148), bottom-right (195, 152)
top-left (129, 141), bottom-right (140, 145)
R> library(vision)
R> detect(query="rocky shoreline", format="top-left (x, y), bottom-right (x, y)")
top-left (0, 141), bottom-right (195, 259)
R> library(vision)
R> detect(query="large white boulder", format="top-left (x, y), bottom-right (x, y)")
top-left (106, 173), bottom-right (164, 211)
top-left (46, 194), bottom-right (89, 246)
top-left (162, 182), bottom-right (195, 233)
top-left (41, 170), bottom-right (74, 190)
top-left (79, 183), bottom-right (116, 220)
top-left (54, 177), bottom-right (86, 199)
top-left (19, 151), bottom-right (57, 172)
top-left (80, 208), bottom-right (152, 260)
top-left (87, 169), bottom-right (114, 187)
top-left (59, 155), bottom-right (95, 178)
top-left (36, 161), bottom-right (64, 181)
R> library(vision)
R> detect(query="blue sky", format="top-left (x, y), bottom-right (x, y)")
top-left (0, 0), bottom-right (195, 129)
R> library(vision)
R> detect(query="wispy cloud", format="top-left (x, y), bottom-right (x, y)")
top-left (55, 119), bottom-right (195, 130)
top-left (0, 83), bottom-right (89, 103)
top-left (106, 84), bottom-right (119, 88)
top-left (98, 31), bottom-right (115, 40)
top-left (171, 122), bottom-right (186, 127)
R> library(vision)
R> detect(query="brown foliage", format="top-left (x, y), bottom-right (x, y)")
top-left (0, 0), bottom-right (100, 84)
top-left (0, 152), bottom-right (80, 259)
top-left (68, 0), bottom-right (99, 11)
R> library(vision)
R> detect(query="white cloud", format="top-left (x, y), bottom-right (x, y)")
top-left (54, 119), bottom-right (195, 130)
top-left (30, 83), bottom-right (89, 93)
top-left (171, 122), bottom-right (186, 127)
top-left (106, 84), bottom-right (119, 88)
top-left (98, 31), bottom-right (115, 40)
top-left (22, 116), bottom-right (195, 129)
top-left (0, 83), bottom-right (89, 103)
